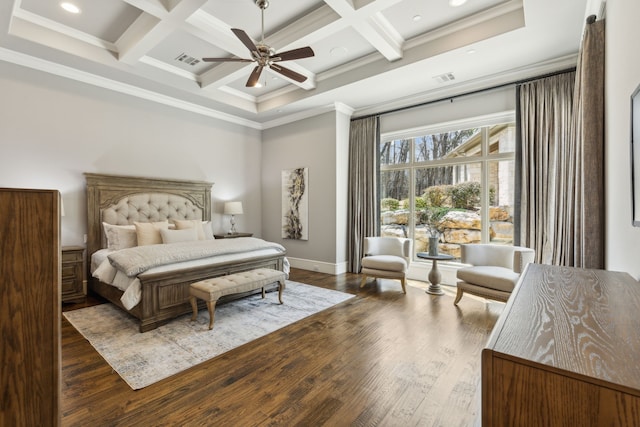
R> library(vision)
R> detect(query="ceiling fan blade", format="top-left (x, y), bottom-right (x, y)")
top-left (202, 57), bottom-right (253, 62)
top-left (231, 28), bottom-right (258, 55)
top-left (246, 65), bottom-right (264, 87)
top-left (271, 46), bottom-right (315, 62)
top-left (270, 63), bottom-right (307, 83)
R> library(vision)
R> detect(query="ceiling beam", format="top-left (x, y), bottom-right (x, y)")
top-left (323, 0), bottom-right (404, 61)
top-left (117, 0), bottom-right (206, 64)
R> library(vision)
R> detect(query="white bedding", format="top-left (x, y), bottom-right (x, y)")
top-left (91, 240), bottom-right (290, 310)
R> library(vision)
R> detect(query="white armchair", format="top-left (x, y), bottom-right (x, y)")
top-left (454, 244), bottom-right (535, 305)
top-left (360, 237), bottom-right (412, 294)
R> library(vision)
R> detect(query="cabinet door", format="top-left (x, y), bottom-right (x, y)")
top-left (62, 247), bottom-right (84, 302)
top-left (0, 189), bottom-right (61, 426)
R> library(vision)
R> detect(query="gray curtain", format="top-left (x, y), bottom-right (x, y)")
top-left (347, 116), bottom-right (379, 273)
top-left (571, 17), bottom-right (605, 269)
top-left (517, 17), bottom-right (605, 268)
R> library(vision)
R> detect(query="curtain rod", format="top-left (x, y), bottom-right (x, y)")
top-left (351, 67), bottom-right (577, 121)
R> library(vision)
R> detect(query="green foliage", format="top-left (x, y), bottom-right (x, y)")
top-left (381, 198), bottom-right (399, 212)
top-left (414, 197), bottom-right (428, 210)
top-left (423, 185), bottom-right (451, 207)
top-left (450, 181), bottom-right (481, 209)
top-left (420, 206), bottom-right (450, 237)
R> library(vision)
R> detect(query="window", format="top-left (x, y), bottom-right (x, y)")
top-left (380, 120), bottom-right (516, 261)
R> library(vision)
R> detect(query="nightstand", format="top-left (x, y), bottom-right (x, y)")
top-left (214, 232), bottom-right (253, 239)
top-left (62, 246), bottom-right (85, 303)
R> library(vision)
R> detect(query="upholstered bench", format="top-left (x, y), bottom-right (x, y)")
top-left (189, 268), bottom-right (286, 330)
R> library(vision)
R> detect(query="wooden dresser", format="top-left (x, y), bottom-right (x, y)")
top-left (482, 263), bottom-right (640, 426)
top-left (0, 188), bottom-right (61, 426)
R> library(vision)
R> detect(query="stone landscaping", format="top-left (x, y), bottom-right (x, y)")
top-left (381, 206), bottom-right (514, 259)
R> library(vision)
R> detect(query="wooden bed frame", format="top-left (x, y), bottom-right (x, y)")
top-left (85, 173), bottom-right (286, 332)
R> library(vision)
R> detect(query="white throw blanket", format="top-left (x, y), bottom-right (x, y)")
top-left (108, 237), bottom-right (286, 277)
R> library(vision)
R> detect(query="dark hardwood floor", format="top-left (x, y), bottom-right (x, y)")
top-left (60, 269), bottom-right (503, 426)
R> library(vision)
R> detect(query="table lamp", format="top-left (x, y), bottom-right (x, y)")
top-left (224, 201), bottom-right (243, 234)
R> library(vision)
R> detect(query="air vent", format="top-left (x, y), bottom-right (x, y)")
top-left (433, 72), bottom-right (455, 83)
top-left (175, 53), bottom-right (200, 66)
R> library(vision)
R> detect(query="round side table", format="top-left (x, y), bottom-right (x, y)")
top-left (416, 252), bottom-right (455, 295)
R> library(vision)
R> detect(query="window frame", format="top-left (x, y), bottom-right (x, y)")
top-left (379, 112), bottom-right (516, 261)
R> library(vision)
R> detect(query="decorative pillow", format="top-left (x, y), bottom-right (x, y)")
top-left (134, 221), bottom-right (169, 246)
top-left (173, 219), bottom-right (206, 240)
top-left (102, 223), bottom-right (137, 251)
top-left (201, 221), bottom-right (214, 240)
top-left (160, 227), bottom-right (199, 244)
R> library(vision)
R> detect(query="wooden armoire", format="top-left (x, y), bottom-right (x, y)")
top-left (0, 188), bottom-right (61, 426)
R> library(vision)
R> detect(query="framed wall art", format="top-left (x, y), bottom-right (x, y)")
top-left (282, 167), bottom-right (309, 240)
top-left (631, 83), bottom-right (640, 226)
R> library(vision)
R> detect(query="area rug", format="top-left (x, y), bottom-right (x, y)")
top-left (63, 281), bottom-right (354, 390)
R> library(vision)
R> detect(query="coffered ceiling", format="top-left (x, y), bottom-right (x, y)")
top-left (0, 0), bottom-right (595, 128)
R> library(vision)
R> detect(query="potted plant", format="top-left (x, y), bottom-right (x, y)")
top-left (422, 206), bottom-right (449, 255)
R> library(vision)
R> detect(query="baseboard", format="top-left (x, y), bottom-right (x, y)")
top-left (287, 257), bottom-right (459, 282)
top-left (287, 257), bottom-right (347, 275)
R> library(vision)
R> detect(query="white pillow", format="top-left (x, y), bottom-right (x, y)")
top-left (134, 221), bottom-right (169, 246)
top-left (102, 223), bottom-right (137, 251)
top-left (160, 227), bottom-right (198, 244)
top-left (202, 221), bottom-right (214, 240)
top-left (173, 219), bottom-right (206, 240)
top-left (92, 258), bottom-right (117, 283)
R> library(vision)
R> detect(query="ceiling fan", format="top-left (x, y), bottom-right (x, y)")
top-left (202, 0), bottom-right (315, 87)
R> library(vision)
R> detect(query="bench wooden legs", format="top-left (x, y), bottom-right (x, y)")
top-left (206, 300), bottom-right (216, 330)
top-left (277, 280), bottom-right (284, 304)
top-left (189, 296), bottom-right (217, 330)
top-left (190, 296), bottom-right (198, 321)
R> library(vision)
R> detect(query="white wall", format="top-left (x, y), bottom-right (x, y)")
top-left (0, 62), bottom-right (263, 247)
top-left (380, 86), bottom-right (516, 136)
top-left (335, 109), bottom-right (351, 270)
top-left (262, 111), bottom-right (347, 273)
top-left (605, 0), bottom-right (640, 279)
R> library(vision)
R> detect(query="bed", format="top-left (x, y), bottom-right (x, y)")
top-left (85, 173), bottom-right (287, 332)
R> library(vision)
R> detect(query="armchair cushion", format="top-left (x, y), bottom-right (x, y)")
top-left (360, 236), bottom-right (412, 294)
top-left (361, 255), bottom-right (408, 272)
top-left (457, 266), bottom-right (520, 293)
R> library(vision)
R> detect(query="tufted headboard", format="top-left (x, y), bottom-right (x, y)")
top-left (85, 173), bottom-right (214, 259)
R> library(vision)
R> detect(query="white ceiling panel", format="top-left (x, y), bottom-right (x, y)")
top-left (147, 29), bottom-right (223, 75)
top-left (20, 0), bottom-right (142, 43)
top-left (382, 0), bottom-right (506, 40)
top-left (300, 26), bottom-right (375, 74)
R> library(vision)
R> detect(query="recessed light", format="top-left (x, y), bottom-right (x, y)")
top-left (412, 14), bottom-right (422, 22)
top-left (60, 2), bottom-right (81, 14)
top-left (330, 46), bottom-right (348, 57)
top-left (449, 0), bottom-right (467, 6)
top-left (467, 48), bottom-right (476, 54)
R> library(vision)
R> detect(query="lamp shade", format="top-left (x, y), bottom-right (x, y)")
top-left (224, 201), bottom-right (243, 215)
